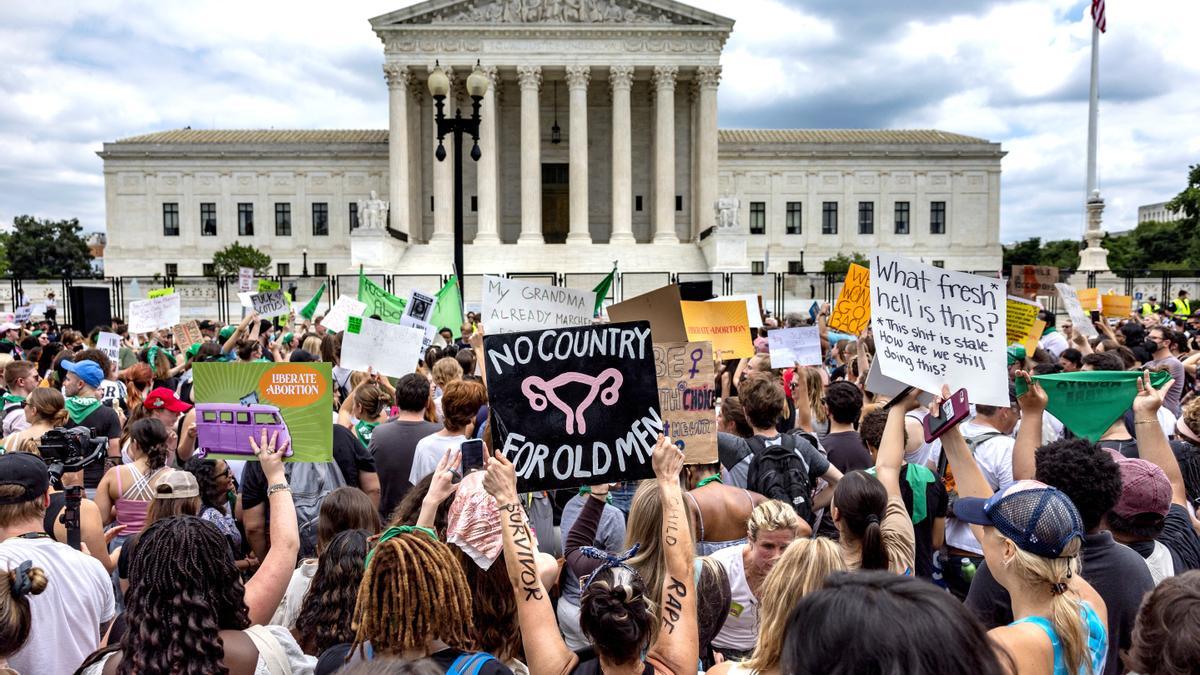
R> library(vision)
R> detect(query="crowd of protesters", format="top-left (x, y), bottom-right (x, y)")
top-left (0, 285), bottom-right (1199, 675)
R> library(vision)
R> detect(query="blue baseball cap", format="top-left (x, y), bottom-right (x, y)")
top-left (953, 480), bottom-right (1083, 558)
top-left (61, 359), bottom-right (105, 388)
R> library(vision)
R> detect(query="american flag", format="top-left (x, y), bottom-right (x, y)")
top-left (1091, 0), bottom-right (1107, 33)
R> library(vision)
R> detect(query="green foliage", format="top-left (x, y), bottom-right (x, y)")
top-left (822, 252), bottom-right (870, 274)
top-left (3, 216), bottom-right (94, 278)
top-left (211, 242), bottom-right (271, 277)
top-left (1002, 237), bottom-right (1081, 270)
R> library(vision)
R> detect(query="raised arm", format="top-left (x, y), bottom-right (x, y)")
top-left (877, 392), bottom-right (919, 501)
top-left (222, 312), bottom-right (258, 354)
top-left (243, 430), bottom-right (300, 626)
top-left (792, 365), bottom-right (814, 433)
top-left (1133, 372), bottom-right (1187, 507)
top-left (416, 448), bottom-right (460, 531)
top-left (935, 390), bottom-right (993, 546)
top-left (646, 435), bottom-right (698, 675)
top-left (1013, 371), bottom-right (1046, 482)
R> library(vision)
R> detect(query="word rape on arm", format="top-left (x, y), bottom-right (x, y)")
top-left (870, 253), bottom-right (1009, 407)
top-left (483, 321), bottom-right (663, 492)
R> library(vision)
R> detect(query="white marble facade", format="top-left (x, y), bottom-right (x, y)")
top-left (98, 0), bottom-right (1005, 278)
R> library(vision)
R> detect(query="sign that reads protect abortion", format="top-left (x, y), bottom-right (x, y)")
top-left (483, 321), bottom-right (662, 492)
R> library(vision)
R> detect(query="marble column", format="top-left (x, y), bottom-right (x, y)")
top-left (652, 65), bottom-right (678, 244)
top-left (609, 65), bottom-right (635, 244)
top-left (565, 65), bottom-right (591, 243)
top-left (430, 65), bottom-right (455, 242)
top-left (383, 63), bottom-right (412, 239)
top-left (474, 65), bottom-right (501, 244)
top-left (695, 66), bottom-right (721, 241)
top-left (517, 65), bottom-right (542, 244)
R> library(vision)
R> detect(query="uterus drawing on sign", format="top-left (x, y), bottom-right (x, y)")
top-left (521, 368), bottom-right (624, 435)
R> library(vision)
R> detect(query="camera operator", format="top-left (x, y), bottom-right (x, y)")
top-left (60, 359), bottom-right (122, 494)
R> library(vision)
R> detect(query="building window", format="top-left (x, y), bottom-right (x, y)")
top-left (275, 203), bottom-right (291, 236)
top-left (930, 201), bottom-right (946, 234)
top-left (162, 203), bottom-right (179, 236)
top-left (635, 195), bottom-right (643, 212)
top-left (787, 261), bottom-right (804, 275)
top-left (313, 262), bottom-right (327, 276)
top-left (675, 195), bottom-right (683, 212)
top-left (751, 261), bottom-right (765, 275)
top-left (349, 203), bottom-right (359, 230)
top-left (858, 202), bottom-right (874, 235)
top-left (894, 201), bottom-right (910, 234)
top-left (749, 202), bottom-right (766, 234)
top-left (785, 202), bottom-right (802, 235)
top-left (932, 260), bottom-right (945, 268)
top-left (471, 196), bottom-right (478, 212)
top-left (822, 202), bottom-right (838, 234)
top-left (277, 263), bottom-right (290, 276)
top-left (202, 263), bottom-right (216, 277)
top-left (164, 263), bottom-right (177, 277)
top-left (237, 203), bottom-right (254, 236)
top-left (201, 203), bottom-right (217, 236)
top-left (312, 203), bottom-right (329, 236)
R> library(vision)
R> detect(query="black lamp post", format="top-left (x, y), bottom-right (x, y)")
top-left (429, 60), bottom-right (489, 294)
top-left (302, 248), bottom-right (309, 277)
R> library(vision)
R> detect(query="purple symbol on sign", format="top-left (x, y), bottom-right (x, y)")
top-left (521, 368), bottom-right (624, 435)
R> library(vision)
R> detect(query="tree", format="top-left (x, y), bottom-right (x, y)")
top-left (211, 242), bottom-right (271, 277)
top-left (1165, 163), bottom-right (1200, 267)
top-left (822, 252), bottom-right (869, 275)
top-left (2, 216), bottom-right (94, 278)
top-left (1002, 237), bottom-right (1080, 270)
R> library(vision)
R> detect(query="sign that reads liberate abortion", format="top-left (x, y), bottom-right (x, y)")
top-left (484, 321), bottom-right (662, 492)
top-left (482, 275), bottom-right (596, 334)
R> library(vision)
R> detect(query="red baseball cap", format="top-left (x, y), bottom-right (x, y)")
top-left (144, 387), bottom-right (192, 413)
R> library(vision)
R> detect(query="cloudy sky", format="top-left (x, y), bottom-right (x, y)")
top-left (1, 0), bottom-right (1196, 244)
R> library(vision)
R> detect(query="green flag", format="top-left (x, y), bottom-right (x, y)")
top-left (430, 277), bottom-right (463, 334)
top-left (357, 269), bottom-right (406, 323)
top-left (299, 283), bottom-right (326, 321)
top-left (1016, 370), bottom-right (1172, 441)
top-left (592, 264), bottom-right (617, 317)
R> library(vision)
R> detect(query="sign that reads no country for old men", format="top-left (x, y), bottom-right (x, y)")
top-left (654, 341), bottom-right (717, 465)
top-left (482, 275), bottom-right (596, 334)
top-left (483, 321), bottom-right (662, 492)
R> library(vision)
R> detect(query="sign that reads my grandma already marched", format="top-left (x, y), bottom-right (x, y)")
top-left (483, 321), bottom-right (662, 492)
top-left (482, 275), bottom-right (596, 334)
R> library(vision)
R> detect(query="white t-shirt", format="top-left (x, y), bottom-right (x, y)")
top-left (710, 543), bottom-right (758, 651)
top-left (945, 422), bottom-right (1015, 555)
top-left (96, 379), bottom-right (126, 407)
top-left (1039, 331), bottom-right (1069, 359)
top-left (409, 432), bottom-right (467, 485)
top-left (0, 536), bottom-right (115, 675)
top-left (270, 559), bottom-right (318, 628)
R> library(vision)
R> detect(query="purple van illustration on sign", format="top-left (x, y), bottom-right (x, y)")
top-left (194, 403), bottom-right (294, 458)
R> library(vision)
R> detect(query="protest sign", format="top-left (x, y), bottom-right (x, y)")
top-left (1022, 319), bottom-right (1046, 355)
top-left (128, 294), bottom-right (181, 334)
top-left (870, 253), bottom-right (1008, 407)
top-left (13, 306), bottom-right (30, 323)
top-left (1100, 294), bottom-right (1133, 319)
top-left (250, 290), bottom-right (289, 319)
top-left (1076, 287), bottom-right (1099, 311)
top-left (680, 300), bottom-right (753, 361)
top-left (711, 294), bottom-right (763, 329)
top-left (808, 301), bottom-right (820, 323)
top-left (829, 263), bottom-right (870, 334)
top-left (607, 285), bottom-right (687, 343)
top-left (1054, 283), bottom-right (1098, 339)
top-left (863, 359), bottom-right (935, 406)
top-left (767, 327), bottom-right (822, 368)
top-left (171, 321), bottom-right (204, 348)
top-left (483, 321), bottom-right (662, 492)
top-left (1017, 370), bottom-right (1170, 441)
top-left (96, 332), bottom-right (121, 365)
top-left (148, 287), bottom-right (175, 299)
top-left (193, 362), bottom-right (333, 462)
top-left (238, 268), bottom-right (255, 293)
top-left (482, 275), bottom-right (595, 334)
top-left (1006, 296), bottom-right (1040, 345)
top-left (654, 341), bottom-right (716, 464)
top-left (400, 315), bottom-right (437, 351)
top-left (403, 290), bottom-right (436, 324)
top-left (257, 279), bottom-right (280, 293)
top-left (1008, 265), bottom-right (1059, 300)
top-left (340, 315), bottom-right (425, 379)
top-left (322, 295), bottom-right (367, 333)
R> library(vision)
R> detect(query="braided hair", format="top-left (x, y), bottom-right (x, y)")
top-left (128, 417), bottom-right (170, 472)
top-left (119, 516), bottom-right (249, 675)
top-left (294, 529), bottom-right (371, 655)
top-left (350, 531), bottom-right (474, 658)
top-left (184, 456), bottom-right (229, 513)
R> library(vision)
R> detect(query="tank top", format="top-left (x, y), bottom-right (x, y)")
top-left (1009, 601), bottom-right (1107, 675)
top-left (114, 464), bottom-right (169, 531)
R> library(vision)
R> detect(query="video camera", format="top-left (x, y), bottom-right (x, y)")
top-left (39, 426), bottom-right (107, 486)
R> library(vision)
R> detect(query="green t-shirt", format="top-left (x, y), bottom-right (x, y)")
top-left (118, 345), bottom-right (137, 370)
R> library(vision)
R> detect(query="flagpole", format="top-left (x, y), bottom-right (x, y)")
top-left (1078, 13), bottom-right (1110, 272)
top-left (1085, 21), bottom-right (1100, 198)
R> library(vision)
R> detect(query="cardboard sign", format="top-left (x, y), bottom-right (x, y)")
top-left (1100, 294), bottom-right (1133, 319)
top-left (870, 253), bottom-right (1008, 407)
top-left (863, 359), bottom-right (936, 406)
top-left (192, 362), bottom-right (334, 462)
top-left (607, 285), bottom-right (688, 343)
top-left (1076, 287), bottom-right (1099, 312)
top-left (654, 341), bottom-right (717, 464)
top-left (482, 275), bottom-right (595, 334)
top-left (767, 327), bottom-right (822, 368)
top-left (341, 315), bottom-right (425, 379)
top-left (829, 263), bottom-right (870, 334)
top-left (128, 295), bottom-right (181, 334)
top-left (680, 300), bottom-right (753, 361)
top-left (238, 268), bottom-right (255, 293)
top-left (711, 294), bottom-right (763, 329)
top-left (483, 321), bottom-right (662, 492)
top-left (1023, 319), bottom-right (1046, 356)
top-left (97, 332), bottom-right (121, 364)
top-left (148, 287), bottom-right (175, 299)
top-left (250, 290), bottom-right (289, 319)
top-left (322, 295), bottom-right (368, 333)
top-left (1054, 284), bottom-right (1098, 339)
top-left (1006, 296), bottom-right (1040, 345)
top-left (1008, 265), bottom-right (1059, 299)
top-left (171, 320), bottom-right (204, 349)
top-left (403, 290), bottom-right (436, 323)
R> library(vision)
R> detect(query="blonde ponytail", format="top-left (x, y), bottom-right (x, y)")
top-left (1009, 538), bottom-right (1092, 675)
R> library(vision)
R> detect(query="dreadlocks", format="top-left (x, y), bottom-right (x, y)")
top-left (351, 531), bottom-right (474, 657)
top-left (119, 516), bottom-right (249, 675)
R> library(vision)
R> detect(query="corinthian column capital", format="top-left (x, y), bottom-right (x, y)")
top-left (382, 63), bottom-right (411, 89)
top-left (565, 65), bottom-right (591, 90)
top-left (652, 65), bottom-right (678, 92)
top-left (517, 65), bottom-right (542, 91)
top-left (696, 65), bottom-right (722, 90)
top-left (609, 65), bottom-right (634, 92)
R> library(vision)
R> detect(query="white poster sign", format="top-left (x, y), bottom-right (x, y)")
top-left (250, 290), bottom-right (289, 319)
top-left (711, 294), bottom-right (764, 329)
top-left (238, 267), bottom-right (255, 293)
top-left (401, 315), bottom-right (437, 352)
top-left (340, 316), bottom-right (425, 379)
top-left (403, 290), bottom-right (436, 323)
top-left (321, 295), bottom-right (367, 333)
top-left (481, 275), bottom-right (595, 334)
top-left (13, 306), bottom-right (31, 323)
top-left (1054, 283), bottom-right (1099, 339)
top-left (128, 295), bottom-right (181, 334)
top-left (870, 253), bottom-right (1008, 407)
top-left (97, 332), bottom-right (121, 364)
top-left (767, 327), bottom-right (822, 368)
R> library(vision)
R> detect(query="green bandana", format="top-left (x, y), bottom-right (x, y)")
top-left (64, 396), bottom-right (101, 424)
top-left (696, 474), bottom-right (723, 488)
top-left (365, 525), bottom-right (438, 567)
top-left (1016, 370), bottom-right (1172, 441)
top-left (354, 420), bottom-right (380, 448)
top-left (2, 393), bottom-right (25, 407)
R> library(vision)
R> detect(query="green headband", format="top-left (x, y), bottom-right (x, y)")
top-left (146, 345), bottom-right (177, 368)
top-left (364, 525), bottom-right (438, 567)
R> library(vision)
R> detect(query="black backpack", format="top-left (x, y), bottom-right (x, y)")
top-left (746, 434), bottom-right (816, 526)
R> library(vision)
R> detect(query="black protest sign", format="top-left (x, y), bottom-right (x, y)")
top-left (483, 321), bottom-right (663, 492)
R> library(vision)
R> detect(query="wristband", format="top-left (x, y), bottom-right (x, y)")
top-left (267, 482), bottom-right (291, 497)
top-left (1134, 418), bottom-right (1159, 426)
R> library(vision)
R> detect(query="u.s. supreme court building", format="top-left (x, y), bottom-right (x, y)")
top-left (98, 0), bottom-right (1005, 282)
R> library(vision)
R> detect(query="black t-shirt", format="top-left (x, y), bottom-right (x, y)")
top-left (78, 404), bottom-right (123, 489)
top-left (369, 419), bottom-right (442, 519)
top-left (241, 424), bottom-right (377, 510)
top-left (896, 464), bottom-right (948, 580)
top-left (821, 431), bottom-right (873, 473)
top-left (315, 645), bottom-right (512, 675)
